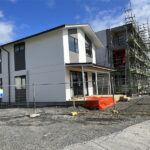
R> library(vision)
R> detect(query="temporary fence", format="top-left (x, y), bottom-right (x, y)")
top-left (0, 75), bottom-right (149, 109)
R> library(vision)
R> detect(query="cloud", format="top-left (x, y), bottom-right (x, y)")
top-left (0, 11), bottom-right (15, 44)
top-left (0, 22), bottom-right (15, 44)
top-left (83, 4), bottom-right (124, 31)
top-left (47, 0), bottom-right (55, 8)
top-left (83, 0), bottom-right (150, 31)
top-left (75, 15), bottom-right (80, 20)
top-left (0, 11), bottom-right (4, 18)
top-left (132, 0), bottom-right (150, 24)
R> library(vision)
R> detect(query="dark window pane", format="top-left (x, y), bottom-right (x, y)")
top-left (118, 34), bottom-right (125, 45)
top-left (75, 38), bottom-right (78, 52)
top-left (14, 43), bottom-right (26, 71)
top-left (85, 35), bottom-right (92, 57)
top-left (14, 46), bottom-right (19, 52)
top-left (68, 29), bottom-right (78, 52)
top-left (20, 45), bottom-right (25, 51)
top-left (69, 36), bottom-right (75, 52)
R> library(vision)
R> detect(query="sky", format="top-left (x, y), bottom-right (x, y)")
top-left (0, 0), bottom-right (150, 45)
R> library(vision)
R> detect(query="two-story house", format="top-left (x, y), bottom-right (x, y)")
top-left (0, 24), bottom-right (112, 105)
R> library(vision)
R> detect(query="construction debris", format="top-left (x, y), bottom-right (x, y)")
top-left (29, 113), bottom-right (40, 118)
top-left (70, 112), bottom-right (79, 116)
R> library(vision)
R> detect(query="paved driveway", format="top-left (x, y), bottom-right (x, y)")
top-left (63, 120), bottom-right (150, 150)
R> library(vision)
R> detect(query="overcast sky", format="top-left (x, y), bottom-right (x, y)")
top-left (0, 0), bottom-right (150, 44)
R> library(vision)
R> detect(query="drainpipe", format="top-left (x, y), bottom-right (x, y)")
top-left (0, 46), bottom-right (11, 105)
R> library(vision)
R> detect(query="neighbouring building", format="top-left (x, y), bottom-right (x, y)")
top-left (0, 24), bottom-right (112, 105)
top-left (96, 23), bottom-right (150, 96)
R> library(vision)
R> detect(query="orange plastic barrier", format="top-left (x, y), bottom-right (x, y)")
top-left (85, 96), bottom-right (116, 110)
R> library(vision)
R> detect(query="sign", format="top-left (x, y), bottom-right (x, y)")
top-left (0, 89), bottom-right (3, 98)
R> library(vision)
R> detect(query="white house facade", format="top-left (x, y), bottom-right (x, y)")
top-left (0, 24), bottom-right (112, 105)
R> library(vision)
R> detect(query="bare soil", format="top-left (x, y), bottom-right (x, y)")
top-left (0, 95), bottom-right (150, 150)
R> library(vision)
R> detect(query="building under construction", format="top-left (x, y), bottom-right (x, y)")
top-left (96, 7), bottom-right (150, 96)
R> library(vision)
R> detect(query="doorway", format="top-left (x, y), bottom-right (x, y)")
top-left (70, 71), bottom-right (88, 97)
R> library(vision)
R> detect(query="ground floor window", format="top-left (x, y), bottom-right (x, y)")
top-left (15, 76), bottom-right (26, 103)
top-left (70, 71), bottom-right (88, 97)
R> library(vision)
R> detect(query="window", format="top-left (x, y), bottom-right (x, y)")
top-left (0, 50), bottom-right (2, 74)
top-left (15, 76), bottom-right (26, 90)
top-left (118, 34), bottom-right (125, 46)
top-left (14, 43), bottom-right (26, 71)
top-left (15, 76), bottom-right (26, 103)
top-left (85, 35), bottom-right (92, 57)
top-left (68, 29), bottom-right (78, 52)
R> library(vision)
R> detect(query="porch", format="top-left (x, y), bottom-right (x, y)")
top-left (65, 63), bottom-right (113, 101)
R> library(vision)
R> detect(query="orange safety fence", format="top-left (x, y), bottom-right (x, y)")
top-left (85, 96), bottom-right (116, 110)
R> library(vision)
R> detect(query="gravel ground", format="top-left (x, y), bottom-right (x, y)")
top-left (0, 95), bottom-right (150, 150)
top-left (63, 120), bottom-right (150, 150)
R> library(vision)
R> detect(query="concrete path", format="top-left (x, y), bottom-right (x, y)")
top-left (63, 120), bottom-right (150, 150)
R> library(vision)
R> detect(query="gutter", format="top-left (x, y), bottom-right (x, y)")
top-left (0, 46), bottom-right (11, 104)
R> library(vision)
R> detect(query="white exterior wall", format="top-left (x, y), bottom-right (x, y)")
top-left (92, 44), bottom-right (96, 64)
top-left (65, 69), bottom-right (71, 101)
top-left (63, 29), bottom-right (70, 63)
top-left (0, 50), bottom-right (9, 102)
top-left (2, 30), bottom-right (66, 103)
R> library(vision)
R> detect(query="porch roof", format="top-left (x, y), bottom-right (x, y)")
top-left (65, 63), bottom-right (114, 72)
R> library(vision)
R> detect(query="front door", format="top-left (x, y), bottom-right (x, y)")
top-left (15, 76), bottom-right (26, 103)
top-left (70, 71), bottom-right (88, 97)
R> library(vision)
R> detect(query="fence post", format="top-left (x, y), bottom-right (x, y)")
top-left (111, 76), bottom-right (116, 110)
top-left (33, 83), bottom-right (36, 113)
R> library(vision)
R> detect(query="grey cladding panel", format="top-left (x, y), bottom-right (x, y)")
top-left (69, 51), bottom-right (79, 63)
top-left (95, 30), bottom-right (109, 67)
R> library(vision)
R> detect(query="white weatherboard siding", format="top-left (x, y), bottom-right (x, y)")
top-left (2, 30), bottom-right (66, 103)
top-left (26, 30), bottom-right (66, 102)
top-left (0, 50), bottom-right (9, 102)
top-left (78, 28), bottom-right (86, 63)
top-left (65, 69), bottom-right (71, 101)
top-left (63, 29), bottom-right (70, 64)
top-left (92, 44), bottom-right (96, 64)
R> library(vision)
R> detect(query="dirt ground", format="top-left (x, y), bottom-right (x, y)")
top-left (0, 95), bottom-right (150, 150)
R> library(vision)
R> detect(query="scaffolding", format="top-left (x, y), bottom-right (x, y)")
top-left (110, 0), bottom-right (150, 96)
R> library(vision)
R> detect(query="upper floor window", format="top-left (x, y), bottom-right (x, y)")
top-left (68, 29), bottom-right (78, 52)
top-left (85, 35), bottom-right (92, 57)
top-left (118, 34), bottom-right (125, 46)
top-left (14, 43), bottom-right (26, 71)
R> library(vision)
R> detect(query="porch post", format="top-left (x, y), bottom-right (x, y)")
top-left (81, 66), bottom-right (86, 101)
top-left (95, 72), bottom-right (98, 95)
top-left (109, 73), bottom-right (112, 95)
